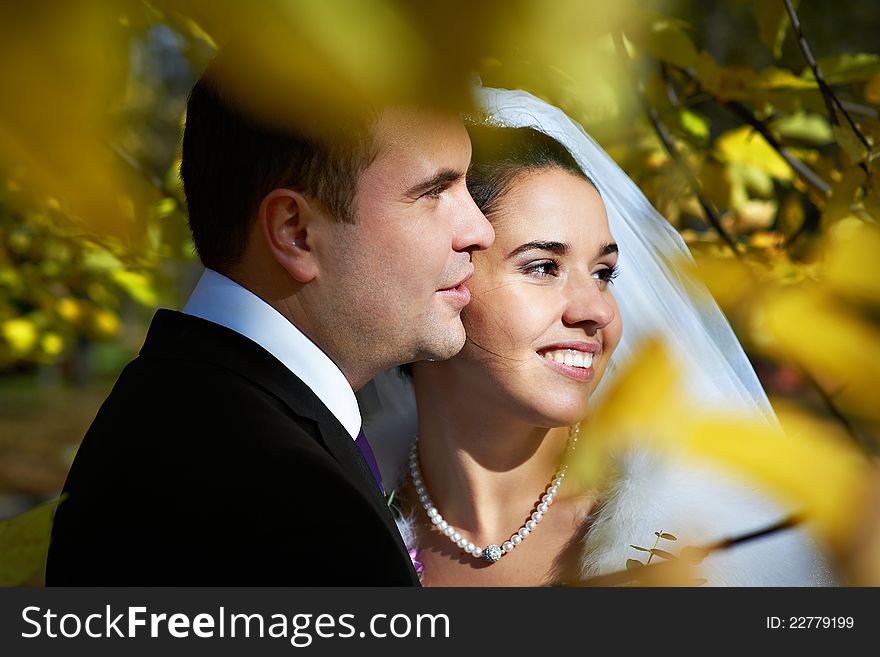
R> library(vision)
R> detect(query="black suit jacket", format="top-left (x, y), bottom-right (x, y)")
top-left (47, 309), bottom-right (420, 585)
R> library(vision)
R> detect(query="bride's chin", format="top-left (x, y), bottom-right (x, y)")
top-left (526, 400), bottom-right (591, 429)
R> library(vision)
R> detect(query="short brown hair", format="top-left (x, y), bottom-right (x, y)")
top-left (180, 52), bottom-right (377, 272)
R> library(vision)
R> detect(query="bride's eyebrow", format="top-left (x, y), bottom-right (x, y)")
top-left (506, 241), bottom-right (568, 259)
top-left (598, 242), bottom-right (619, 257)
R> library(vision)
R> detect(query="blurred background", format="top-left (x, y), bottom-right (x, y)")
top-left (0, 0), bottom-right (878, 585)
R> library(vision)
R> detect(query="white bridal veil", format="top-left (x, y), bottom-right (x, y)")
top-left (364, 86), bottom-right (777, 480)
top-left (474, 86), bottom-right (775, 422)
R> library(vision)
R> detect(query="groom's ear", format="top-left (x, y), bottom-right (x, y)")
top-left (259, 188), bottom-right (321, 284)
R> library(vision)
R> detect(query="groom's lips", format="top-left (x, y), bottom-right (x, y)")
top-left (437, 271), bottom-right (473, 307)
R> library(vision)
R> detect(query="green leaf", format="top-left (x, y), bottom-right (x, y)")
top-left (640, 19), bottom-right (698, 69)
top-left (756, 67), bottom-right (817, 90)
top-left (629, 544), bottom-right (651, 552)
top-left (810, 53), bottom-right (880, 85)
top-left (753, 0), bottom-right (798, 59)
top-left (823, 167), bottom-right (865, 226)
top-left (770, 113), bottom-right (834, 145)
top-left (110, 270), bottom-right (158, 307)
top-left (626, 559), bottom-right (644, 569)
top-left (650, 548), bottom-right (677, 560)
top-left (0, 497), bottom-right (63, 587)
top-left (659, 532), bottom-right (678, 541)
top-left (680, 109), bottom-right (709, 140)
top-left (833, 125), bottom-right (869, 164)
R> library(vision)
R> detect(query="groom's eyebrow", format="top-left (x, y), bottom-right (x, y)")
top-left (404, 168), bottom-right (464, 198)
top-left (506, 241), bottom-right (569, 258)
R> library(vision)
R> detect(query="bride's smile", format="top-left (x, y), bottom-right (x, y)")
top-left (455, 166), bottom-right (622, 428)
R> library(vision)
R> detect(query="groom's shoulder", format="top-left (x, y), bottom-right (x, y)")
top-left (119, 309), bottom-right (320, 413)
top-left (86, 310), bottom-right (326, 449)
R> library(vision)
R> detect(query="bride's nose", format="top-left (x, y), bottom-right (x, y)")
top-left (560, 272), bottom-right (616, 330)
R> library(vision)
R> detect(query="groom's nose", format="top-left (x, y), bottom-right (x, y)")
top-left (451, 190), bottom-right (494, 254)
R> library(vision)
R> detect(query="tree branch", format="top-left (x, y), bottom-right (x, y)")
top-left (724, 101), bottom-right (832, 194)
top-left (669, 64), bottom-right (833, 196)
top-left (573, 514), bottom-right (803, 587)
top-left (613, 34), bottom-right (740, 255)
top-left (784, 0), bottom-right (872, 172)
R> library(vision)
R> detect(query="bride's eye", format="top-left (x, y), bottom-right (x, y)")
top-left (521, 259), bottom-right (560, 278)
top-left (592, 264), bottom-right (620, 287)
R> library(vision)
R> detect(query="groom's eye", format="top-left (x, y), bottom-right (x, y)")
top-left (422, 184), bottom-right (447, 200)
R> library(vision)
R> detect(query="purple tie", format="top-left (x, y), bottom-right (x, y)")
top-left (355, 428), bottom-right (384, 494)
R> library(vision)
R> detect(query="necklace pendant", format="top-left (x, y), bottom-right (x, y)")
top-left (483, 544), bottom-right (503, 563)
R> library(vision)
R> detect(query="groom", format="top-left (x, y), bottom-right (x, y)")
top-left (46, 50), bottom-right (493, 584)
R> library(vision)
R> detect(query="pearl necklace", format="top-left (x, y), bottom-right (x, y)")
top-left (408, 424), bottom-right (580, 564)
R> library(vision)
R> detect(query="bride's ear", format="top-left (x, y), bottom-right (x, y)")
top-left (259, 188), bottom-right (321, 283)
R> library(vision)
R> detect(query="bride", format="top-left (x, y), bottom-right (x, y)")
top-left (367, 87), bottom-right (833, 586)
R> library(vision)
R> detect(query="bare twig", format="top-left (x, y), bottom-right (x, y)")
top-left (573, 514), bottom-right (803, 587)
top-left (614, 34), bottom-right (740, 255)
top-left (724, 101), bottom-right (832, 194)
top-left (107, 141), bottom-right (165, 191)
top-left (784, 0), bottom-right (872, 172)
top-left (840, 100), bottom-right (880, 120)
top-left (799, 366), bottom-right (874, 456)
top-left (669, 64), bottom-right (833, 196)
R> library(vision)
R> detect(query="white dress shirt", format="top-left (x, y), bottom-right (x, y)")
top-left (182, 268), bottom-right (361, 440)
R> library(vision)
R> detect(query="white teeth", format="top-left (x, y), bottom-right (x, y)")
top-left (541, 349), bottom-right (593, 369)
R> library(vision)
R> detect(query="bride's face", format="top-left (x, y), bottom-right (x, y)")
top-left (459, 167), bottom-right (622, 427)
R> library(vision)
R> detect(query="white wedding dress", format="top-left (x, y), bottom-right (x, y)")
top-left (356, 86), bottom-right (837, 586)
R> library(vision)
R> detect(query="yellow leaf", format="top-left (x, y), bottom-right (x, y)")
top-left (0, 497), bottom-right (63, 586)
top-left (579, 339), bottom-right (873, 553)
top-left (686, 406), bottom-right (872, 551)
top-left (40, 332), bottom-right (65, 357)
top-left (1, 318), bottom-right (37, 355)
top-left (865, 73), bottom-right (880, 105)
top-left (692, 254), bottom-right (755, 311)
top-left (698, 159), bottom-right (731, 209)
top-left (736, 200), bottom-right (777, 232)
top-left (55, 297), bottom-right (82, 324)
top-left (574, 339), bottom-right (689, 487)
top-left (755, 67), bottom-right (817, 90)
top-left (748, 230), bottom-right (784, 250)
top-left (111, 270), bottom-right (158, 307)
top-left (776, 193), bottom-right (805, 238)
top-left (770, 113), bottom-right (834, 145)
top-left (89, 308), bottom-right (121, 340)
top-left (759, 287), bottom-right (880, 420)
top-left (717, 126), bottom-right (793, 182)
top-left (824, 217), bottom-right (880, 305)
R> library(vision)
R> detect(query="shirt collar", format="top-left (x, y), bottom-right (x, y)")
top-left (182, 268), bottom-right (361, 440)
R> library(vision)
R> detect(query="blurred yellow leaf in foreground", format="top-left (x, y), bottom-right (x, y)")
top-left (578, 340), bottom-right (874, 555)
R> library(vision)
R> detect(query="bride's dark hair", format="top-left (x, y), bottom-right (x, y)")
top-left (465, 124), bottom-right (596, 220)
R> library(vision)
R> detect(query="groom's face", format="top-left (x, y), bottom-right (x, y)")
top-left (318, 108), bottom-right (494, 375)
